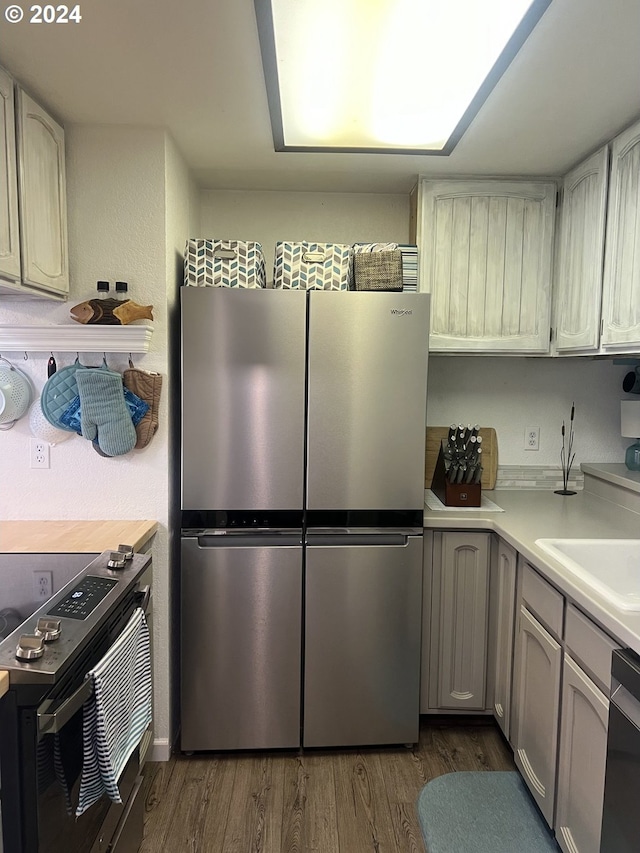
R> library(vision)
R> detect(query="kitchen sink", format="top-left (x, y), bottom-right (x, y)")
top-left (535, 539), bottom-right (640, 611)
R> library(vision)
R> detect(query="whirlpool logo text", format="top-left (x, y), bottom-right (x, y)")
top-left (390, 309), bottom-right (413, 316)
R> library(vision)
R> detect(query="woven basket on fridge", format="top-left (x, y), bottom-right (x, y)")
top-left (353, 249), bottom-right (403, 291)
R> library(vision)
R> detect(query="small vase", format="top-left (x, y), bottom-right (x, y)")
top-left (554, 489), bottom-right (577, 496)
top-left (624, 440), bottom-right (640, 471)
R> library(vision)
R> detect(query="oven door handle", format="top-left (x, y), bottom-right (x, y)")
top-left (37, 677), bottom-right (93, 736)
top-left (135, 584), bottom-right (152, 613)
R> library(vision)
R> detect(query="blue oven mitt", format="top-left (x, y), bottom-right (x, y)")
top-left (75, 369), bottom-right (136, 456)
top-left (59, 388), bottom-right (149, 435)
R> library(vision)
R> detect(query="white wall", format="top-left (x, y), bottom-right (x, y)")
top-left (164, 133), bottom-right (199, 747)
top-left (0, 124), bottom-right (197, 758)
top-left (0, 125), bottom-right (168, 523)
top-left (200, 189), bottom-right (410, 282)
top-left (427, 356), bottom-right (631, 466)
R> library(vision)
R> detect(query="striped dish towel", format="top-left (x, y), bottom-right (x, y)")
top-left (76, 607), bottom-right (152, 817)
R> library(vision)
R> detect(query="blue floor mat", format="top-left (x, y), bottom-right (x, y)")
top-left (417, 772), bottom-right (560, 853)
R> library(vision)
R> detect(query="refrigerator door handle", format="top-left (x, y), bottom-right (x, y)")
top-left (193, 534), bottom-right (302, 548)
top-left (305, 533), bottom-right (420, 547)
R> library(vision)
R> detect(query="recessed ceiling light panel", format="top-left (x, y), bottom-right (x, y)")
top-left (255, 0), bottom-right (552, 154)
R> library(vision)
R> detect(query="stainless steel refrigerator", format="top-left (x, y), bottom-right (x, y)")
top-left (180, 287), bottom-right (429, 751)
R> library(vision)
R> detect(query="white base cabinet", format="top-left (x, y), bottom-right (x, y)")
top-left (513, 604), bottom-right (562, 827)
top-left (422, 534), bottom-right (618, 852)
top-left (555, 655), bottom-right (609, 853)
top-left (491, 538), bottom-right (517, 740)
top-left (427, 532), bottom-right (490, 711)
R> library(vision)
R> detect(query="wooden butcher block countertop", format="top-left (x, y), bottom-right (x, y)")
top-left (0, 520), bottom-right (158, 554)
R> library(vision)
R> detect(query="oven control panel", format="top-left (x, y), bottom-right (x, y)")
top-left (46, 576), bottom-right (119, 621)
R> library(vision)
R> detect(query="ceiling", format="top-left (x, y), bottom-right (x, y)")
top-left (2, 0), bottom-right (640, 193)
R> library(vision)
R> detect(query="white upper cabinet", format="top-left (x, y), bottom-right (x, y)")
top-left (601, 119), bottom-right (640, 349)
top-left (16, 87), bottom-right (69, 297)
top-left (0, 67), bottom-right (21, 284)
top-left (415, 178), bottom-right (556, 353)
top-left (554, 147), bottom-right (609, 353)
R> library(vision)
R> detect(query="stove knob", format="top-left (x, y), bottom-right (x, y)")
top-left (107, 550), bottom-right (127, 569)
top-left (35, 618), bottom-right (62, 642)
top-left (117, 544), bottom-right (134, 560)
top-left (15, 634), bottom-right (45, 661)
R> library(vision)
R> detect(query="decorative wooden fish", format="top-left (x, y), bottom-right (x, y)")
top-left (70, 298), bottom-right (154, 325)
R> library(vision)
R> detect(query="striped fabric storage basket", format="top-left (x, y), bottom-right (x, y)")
top-left (273, 242), bottom-right (353, 290)
top-left (184, 239), bottom-right (266, 288)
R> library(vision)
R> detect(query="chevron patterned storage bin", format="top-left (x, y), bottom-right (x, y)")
top-left (184, 239), bottom-right (267, 288)
top-left (273, 242), bottom-right (353, 290)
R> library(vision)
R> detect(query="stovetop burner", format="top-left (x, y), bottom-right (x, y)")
top-left (0, 607), bottom-right (24, 640)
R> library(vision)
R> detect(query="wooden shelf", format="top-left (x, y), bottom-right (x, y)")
top-left (0, 323), bottom-right (153, 353)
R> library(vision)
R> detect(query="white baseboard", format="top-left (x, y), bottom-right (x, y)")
top-left (150, 738), bottom-right (171, 762)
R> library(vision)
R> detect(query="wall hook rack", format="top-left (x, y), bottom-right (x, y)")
top-left (0, 324), bottom-right (153, 354)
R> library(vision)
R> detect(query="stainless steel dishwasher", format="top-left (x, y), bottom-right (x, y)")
top-left (180, 530), bottom-right (303, 752)
top-left (303, 528), bottom-right (423, 748)
top-left (600, 648), bottom-right (640, 852)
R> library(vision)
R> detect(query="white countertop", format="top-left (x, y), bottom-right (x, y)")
top-left (424, 482), bottom-right (640, 654)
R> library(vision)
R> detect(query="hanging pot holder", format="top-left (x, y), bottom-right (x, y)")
top-left (40, 358), bottom-right (110, 431)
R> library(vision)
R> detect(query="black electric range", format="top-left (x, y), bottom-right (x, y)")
top-left (0, 549), bottom-right (152, 853)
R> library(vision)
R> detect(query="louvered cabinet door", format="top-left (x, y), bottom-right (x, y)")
top-left (417, 178), bottom-right (556, 352)
top-left (429, 532), bottom-right (490, 710)
top-left (555, 147), bottom-right (609, 353)
top-left (601, 119), bottom-right (640, 349)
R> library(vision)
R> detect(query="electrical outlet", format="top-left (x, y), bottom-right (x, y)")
top-left (33, 570), bottom-right (53, 600)
top-left (525, 427), bottom-right (540, 451)
top-left (30, 438), bottom-right (50, 469)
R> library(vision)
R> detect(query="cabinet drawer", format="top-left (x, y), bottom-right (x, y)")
top-left (522, 562), bottom-right (564, 639)
top-left (565, 605), bottom-right (619, 697)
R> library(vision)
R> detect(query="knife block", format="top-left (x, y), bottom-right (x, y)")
top-left (430, 442), bottom-right (482, 507)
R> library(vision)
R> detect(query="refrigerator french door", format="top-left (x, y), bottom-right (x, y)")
top-left (304, 530), bottom-right (423, 748)
top-left (306, 290), bottom-right (429, 513)
top-left (181, 288), bottom-right (307, 751)
top-left (181, 533), bottom-right (302, 751)
top-left (303, 291), bottom-right (429, 747)
top-left (181, 287), bottom-right (307, 513)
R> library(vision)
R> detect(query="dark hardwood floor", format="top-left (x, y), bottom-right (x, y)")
top-left (140, 719), bottom-right (515, 853)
